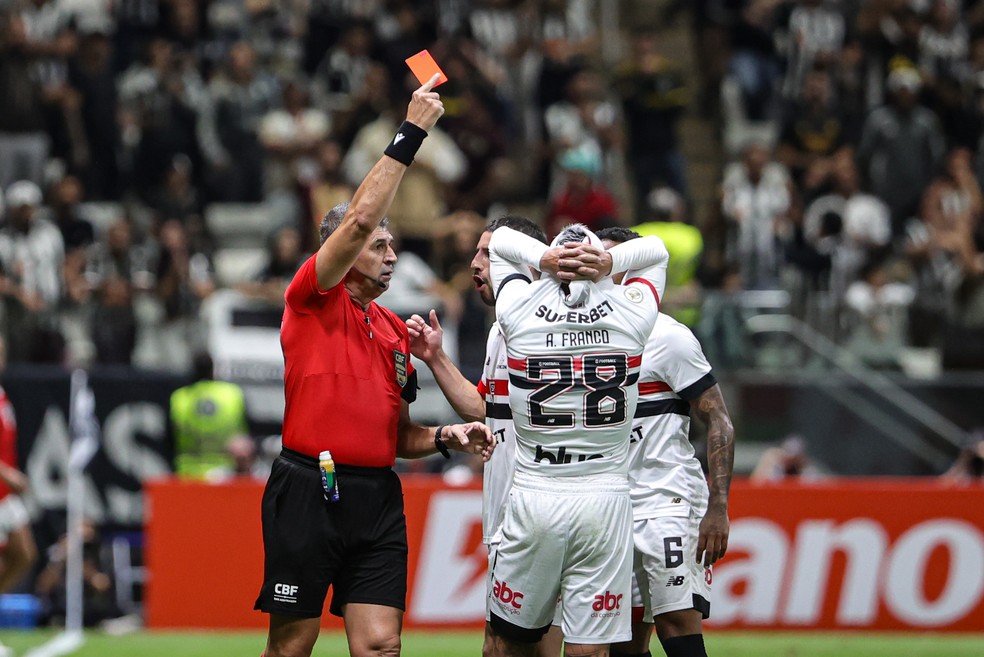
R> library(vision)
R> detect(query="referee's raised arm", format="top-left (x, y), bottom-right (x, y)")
top-left (313, 73), bottom-right (445, 291)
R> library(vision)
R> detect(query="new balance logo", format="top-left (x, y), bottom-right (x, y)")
top-left (665, 576), bottom-right (685, 587)
top-left (393, 133), bottom-right (405, 144)
top-left (534, 444), bottom-right (603, 464)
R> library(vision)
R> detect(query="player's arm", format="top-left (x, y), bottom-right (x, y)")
top-left (406, 310), bottom-right (485, 422)
top-left (396, 401), bottom-right (494, 460)
top-left (692, 383), bottom-right (735, 567)
top-left (0, 462), bottom-right (28, 495)
top-left (313, 74), bottom-right (444, 292)
top-left (616, 235), bottom-right (670, 302)
top-left (488, 226), bottom-right (548, 317)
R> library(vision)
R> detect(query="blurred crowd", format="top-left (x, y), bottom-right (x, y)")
top-left (0, 0), bottom-right (983, 374)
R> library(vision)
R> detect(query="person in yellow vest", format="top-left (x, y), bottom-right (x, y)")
top-left (170, 352), bottom-right (249, 478)
top-left (633, 186), bottom-right (705, 326)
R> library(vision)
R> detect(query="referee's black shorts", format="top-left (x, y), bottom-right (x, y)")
top-left (254, 448), bottom-right (408, 618)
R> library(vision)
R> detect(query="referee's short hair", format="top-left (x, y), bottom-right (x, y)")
top-left (485, 215), bottom-right (547, 244)
top-left (319, 202), bottom-right (390, 245)
top-left (596, 227), bottom-right (641, 244)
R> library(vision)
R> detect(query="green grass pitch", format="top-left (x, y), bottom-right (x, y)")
top-left (0, 629), bottom-right (982, 656)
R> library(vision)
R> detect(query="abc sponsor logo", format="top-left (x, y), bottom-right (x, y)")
top-left (493, 579), bottom-right (524, 614)
top-left (591, 591), bottom-right (623, 618)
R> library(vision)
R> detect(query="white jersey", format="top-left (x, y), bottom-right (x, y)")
top-left (479, 323), bottom-right (516, 544)
top-left (628, 314), bottom-right (716, 519)
top-left (490, 228), bottom-right (665, 478)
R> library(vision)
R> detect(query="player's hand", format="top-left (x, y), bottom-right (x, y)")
top-left (406, 310), bottom-right (444, 363)
top-left (405, 73), bottom-right (445, 131)
top-left (442, 422), bottom-right (495, 461)
top-left (542, 242), bottom-right (613, 281)
top-left (696, 507), bottom-right (730, 567)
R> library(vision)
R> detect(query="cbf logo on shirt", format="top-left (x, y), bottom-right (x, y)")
top-left (393, 351), bottom-right (408, 387)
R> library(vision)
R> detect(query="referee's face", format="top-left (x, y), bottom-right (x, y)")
top-left (353, 228), bottom-right (397, 293)
top-left (471, 231), bottom-right (495, 307)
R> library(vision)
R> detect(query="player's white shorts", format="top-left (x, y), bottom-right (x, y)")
top-left (0, 496), bottom-right (29, 544)
top-left (489, 471), bottom-right (632, 644)
top-left (630, 515), bottom-right (712, 622)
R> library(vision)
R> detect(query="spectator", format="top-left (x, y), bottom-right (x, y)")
top-left (154, 218), bottom-right (214, 362)
top-left (543, 146), bottom-right (619, 239)
top-left (67, 27), bottom-right (120, 199)
top-left (614, 27), bottom-right (690, 216)
top-left (85, 217), bottom-right (154, 365)
top-left (750, 434), bottom-right (825, 481)
top-left (906, 147), bottom-right (984, 346)
top-left (726, 0), bottom-right (783, 122)
top-left (34, 519), bottom-right (119, 627)
top-left (147, 154), bottom-right (207, 251)
top-left (721, 142), bottom-right (793, 289)
top-left (918, 0), bottom-right (968, 88)
top-left (543, 66), bottom-right (621, 195)
top-left (534, 0), bottom-right (598, 111)
top-left (46, 175), bottom-right (95, 254)
top-left (236, 225), bottom-right (305, 307)
top-left (299, 139), bottom-right (355, 250)
top-left (780, 0), bottom-right (846, 103)
top-left (776, 66), bottom-right (857, 196)
top-left (803, 152), bottom-right (893, 298)
top-left (0, 180), bottom-right (65, 363)
top-left (200, 41), bottom-right (279, 203)
top-left (0, 6), bottom-right (71, 189)
top-left (312, 20), bottom-right (374, 112)
top-left (117, 37), bottom-right (205, 203)
top-left (857, 66), bottom-right (946, 234)
top-left (259, 79), bottom-right (331, 195)
top-left (842, 257), bottom-right (916, 368)
top-left (443, 87), bottom-right (512, 214)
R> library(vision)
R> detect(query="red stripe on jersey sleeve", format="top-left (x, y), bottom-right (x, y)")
top-left (477, 379), bottom-right (489, 396)
top-left (638, 381), bottom-right (672, 394)
top-left (625, 277), bottom-right (660, 308)
top-left (627, 354), bottom-right (643, 368)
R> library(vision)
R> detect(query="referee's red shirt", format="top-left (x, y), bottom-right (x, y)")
top-left (281, 255), bottom-right (415, 466)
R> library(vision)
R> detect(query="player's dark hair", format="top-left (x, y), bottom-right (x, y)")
top-left (319, 202), bottom-right (390, 245)
top-left (485, 215), bottom-right (547, 244)
top-left (596, 227), bottom-right (641, 244)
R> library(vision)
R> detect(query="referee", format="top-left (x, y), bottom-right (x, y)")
top-left (255, 75), bottom-right (494, 657)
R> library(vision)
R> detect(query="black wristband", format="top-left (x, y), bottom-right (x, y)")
top-left (434, 425), bottom-right (451, 459)
top-left (384, 120), bottom-right (428, 166)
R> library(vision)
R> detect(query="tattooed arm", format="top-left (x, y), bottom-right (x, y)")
top-left (693, 383), bottom-right (735, 567)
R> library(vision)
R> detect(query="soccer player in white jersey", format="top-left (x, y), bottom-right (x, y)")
top-left (598, 227), bottom-right (735, 657)
top-left (486, 223), bottom-right (669, 657)
top-left (406, 215), bottom-right (565, 657)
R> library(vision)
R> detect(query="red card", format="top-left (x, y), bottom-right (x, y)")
top-left (405, 49), bottom-right (448, 87)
